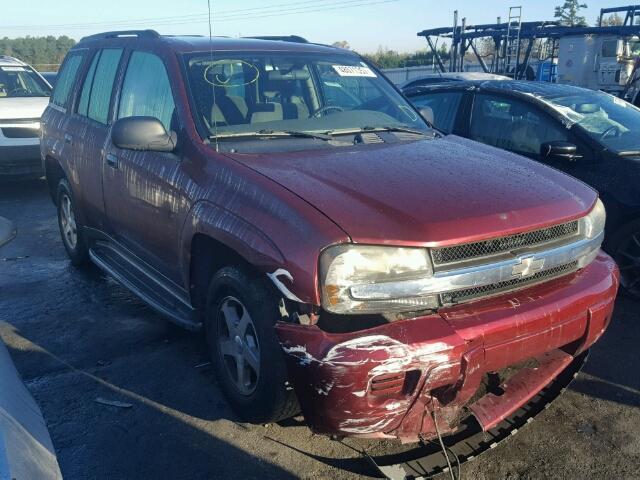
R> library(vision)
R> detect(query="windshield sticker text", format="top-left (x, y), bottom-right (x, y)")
top-left (332, 65), bottom-right (377, 78)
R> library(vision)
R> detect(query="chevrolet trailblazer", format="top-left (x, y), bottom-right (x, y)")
top-left (41, 31), bottom-right (618, 472)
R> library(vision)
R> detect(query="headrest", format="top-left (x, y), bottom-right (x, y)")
top-left (575, 103), bottom-right (599, 114)
top-left (266, 69), bottom-right (311, 81)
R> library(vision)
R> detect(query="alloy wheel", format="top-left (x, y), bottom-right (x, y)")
top-left (60, 193), bottom-right (78, 250)
top-left (216, 296), bottom-right (261, 395)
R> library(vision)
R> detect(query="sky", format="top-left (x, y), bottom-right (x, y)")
top-left (0, 1), bottom-right (629, 53)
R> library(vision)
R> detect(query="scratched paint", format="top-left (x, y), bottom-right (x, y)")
top-left (277, 255), bottom-right (618, 441)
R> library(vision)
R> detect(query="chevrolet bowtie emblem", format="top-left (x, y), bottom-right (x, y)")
top-left (512, 256), bottom-right (545, 277)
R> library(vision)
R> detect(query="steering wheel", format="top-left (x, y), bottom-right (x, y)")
top-left (311, 105), bottom-right (344, 118)
top-left (9, 87), bottom-right (29, 96)
top-left (600, 125), bottom-right (621, 140)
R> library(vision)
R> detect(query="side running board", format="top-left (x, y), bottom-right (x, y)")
top-left (89, 242), bottom-right (201, 331)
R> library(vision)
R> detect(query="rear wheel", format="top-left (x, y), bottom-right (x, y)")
top-left (205, 265), bottom-right (298, 423)
top-left (609, 220), bottom-right (640, 299)
top-left (56, 179), bottom-right (89, 266)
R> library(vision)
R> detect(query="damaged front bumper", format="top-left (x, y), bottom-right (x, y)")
top-left (275, 253), bottom-right (618, 443)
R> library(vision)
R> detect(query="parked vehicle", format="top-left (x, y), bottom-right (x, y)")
top-left (39, 71), bottom-right (58, 87)
top-left (400, 72), bottom-right (508, 89)
top-left (403, 80), bottom-right (640, 298)
top-left (0, 55), bottom-right (51, 177)
top-left (41, 31), bottom-right (617, 464)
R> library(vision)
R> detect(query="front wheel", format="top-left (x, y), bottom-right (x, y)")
top-left (609, 220), bottom-right (640, 299)
top-left (56, 179), bottom-right (89, 266)
top-left (205, 265), bottom-right (299, 423)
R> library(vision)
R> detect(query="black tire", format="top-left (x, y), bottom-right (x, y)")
top-left (56, 178), bottom-right (89, 266)
top-left (608, 219), bottom-right (640, 299)
top-left (205, 265), bottom-right (299, 423)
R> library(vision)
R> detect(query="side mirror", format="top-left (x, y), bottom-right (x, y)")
top-left (112, 116), bottom-right (176, 152)
top-left (419, 106), bottom-right (435, 125)
top-left (540, 141), bottom-right (582, 161)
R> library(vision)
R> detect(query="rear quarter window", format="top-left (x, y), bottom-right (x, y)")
top-left (51, 51), bottom-right (85, 109)
top-left (78, 48), bottom-right (123, 124)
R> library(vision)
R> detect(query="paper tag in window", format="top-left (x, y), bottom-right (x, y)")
top-left (332, 65), bottom-right (377, 77)
top-left (1, 66), bottom-right (26, 72)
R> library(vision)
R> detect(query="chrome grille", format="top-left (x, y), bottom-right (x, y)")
top-left (431, 221), bottom-right (580, 266)
top-left (440, 261), bottom-right (579, 305)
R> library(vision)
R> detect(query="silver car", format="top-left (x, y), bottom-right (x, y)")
top-left (0, 55), bottom-right (52, 177)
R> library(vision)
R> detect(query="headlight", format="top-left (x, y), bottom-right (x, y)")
top-left (319, 245), bottom-right (438, 314)
top-left (581, 198), bottom-right (606, 240)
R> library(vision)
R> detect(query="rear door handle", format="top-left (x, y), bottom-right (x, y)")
top-left (106, 153), bottom-right (119, 169)
top-left (64, 133), bottom-right (73, 145)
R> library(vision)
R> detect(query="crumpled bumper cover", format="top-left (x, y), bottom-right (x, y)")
top-left (275, 253), bottom-right (618, 443)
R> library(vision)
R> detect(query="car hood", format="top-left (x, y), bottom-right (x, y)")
top-left (227, 136), bottom-right (597, 246)
top-left (0, 97), bottom-right (49, 120)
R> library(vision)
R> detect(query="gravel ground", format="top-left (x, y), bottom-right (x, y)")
top-left (1, 179), bottom-right (639, 480)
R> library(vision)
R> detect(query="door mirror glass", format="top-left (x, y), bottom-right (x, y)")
top-left (540, 141), bottom-right (582, 161)
top-left (408, 92), bottom-right (463, 133)
top-left (112, 116), bottom-right (176, 152)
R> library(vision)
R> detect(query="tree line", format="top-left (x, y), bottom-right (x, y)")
top-left (0, 36), bottom-right (76, 71)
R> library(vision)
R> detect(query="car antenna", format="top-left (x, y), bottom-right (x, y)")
top-left (207, 0), bottom-right (219, 152)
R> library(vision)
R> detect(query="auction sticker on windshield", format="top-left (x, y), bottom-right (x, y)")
top-left (332, 65), bottom-right (377, 77)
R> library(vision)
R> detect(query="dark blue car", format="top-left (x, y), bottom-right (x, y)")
top-left (404, 80), bottom-right (640, 297)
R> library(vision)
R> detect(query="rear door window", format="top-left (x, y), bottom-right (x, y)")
top-left (51, 51), bottom-right (85, 109)
top-left (118, 51), bottom-right (175, 131)
top-left (469, 93), bottom-right (569, 156)
top-left (78, 48), bottom-right (123, 124)
top-left (408, 91), bottom-right (463, 133)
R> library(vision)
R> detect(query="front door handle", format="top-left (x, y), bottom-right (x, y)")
top-left (64, 133), bottom-right (73, 145)
top-left (106, 153), bottom-right (119, 169)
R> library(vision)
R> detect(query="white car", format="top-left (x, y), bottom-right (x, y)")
top-left (0, 55), bottom-right (52, 177)
top-left (401, 72), bottom-right (509, 90)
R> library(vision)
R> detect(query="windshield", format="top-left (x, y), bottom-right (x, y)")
top-left (0, 66), bottom-right (51, 98)
top-left (541, 90), bottom-right (640, 154)
top-left (185, 51), bottom-right (429, 141)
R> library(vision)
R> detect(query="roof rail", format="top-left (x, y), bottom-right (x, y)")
top-left (244, 35), bottom-right (309, 43)
top-left (0, 55), bottom-right (24, 64)
top-left (80, 30), bottom-right (160, 42)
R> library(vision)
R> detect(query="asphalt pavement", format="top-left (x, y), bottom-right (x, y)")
top-left (1, 179), bottom-right (638, 480)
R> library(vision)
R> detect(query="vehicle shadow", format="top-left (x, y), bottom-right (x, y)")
top-left (0, 324), bottom-right (303, 480)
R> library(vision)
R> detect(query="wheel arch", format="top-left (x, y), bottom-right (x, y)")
top-left (181, 200), bottom-right (286, 316)
top-left (44, 155), bottom-right (66, 205)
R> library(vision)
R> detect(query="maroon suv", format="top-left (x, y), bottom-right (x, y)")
top-left (41, 30), bottom-right (618, 467)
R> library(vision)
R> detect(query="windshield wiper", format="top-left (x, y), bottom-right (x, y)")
top-left (326, 125), bottom-right (434, 137)
top-left (617, 150), bottom-right (640, 157)
top-left (210, 129), bottom-right (331, 141)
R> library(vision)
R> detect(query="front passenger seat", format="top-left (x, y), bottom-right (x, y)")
top-left (211, 89), bottom-right (249, 126)
top-left (250, 103), bottom-right (283, 124)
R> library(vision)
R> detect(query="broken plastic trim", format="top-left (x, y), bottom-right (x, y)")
top-left (366, 351), bottom-right (589, 480)
top-left (267, 268), bottom-right (304, 303)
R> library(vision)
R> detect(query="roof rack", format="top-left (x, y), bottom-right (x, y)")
top-left (244, 35), bottom-right (309, 43)
top-left (80, 30), bottom-right (160, 42)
